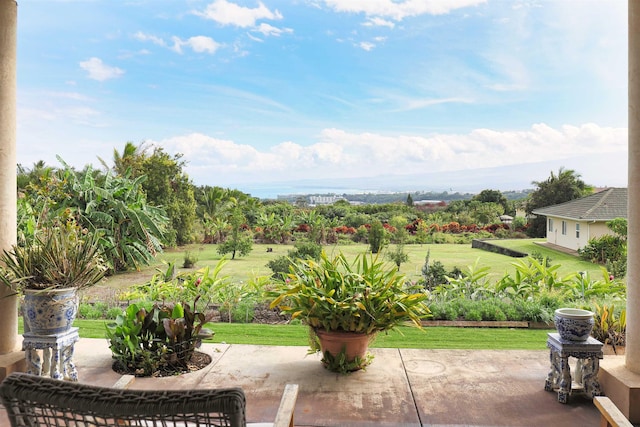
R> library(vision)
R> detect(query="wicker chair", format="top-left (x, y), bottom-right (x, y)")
top-left (0, 372), bottom-right (298, 427)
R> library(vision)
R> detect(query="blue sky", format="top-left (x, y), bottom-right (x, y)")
top-left (17, 0), bottom-right (628, 197)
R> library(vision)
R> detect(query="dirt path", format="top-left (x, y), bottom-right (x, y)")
top-left (79, 269), bottom-right (157, 303)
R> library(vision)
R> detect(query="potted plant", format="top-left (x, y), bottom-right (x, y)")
top-left (268, 251), bottom-right (430, 373)
top-left (0, 220), bottom-right (108, 335)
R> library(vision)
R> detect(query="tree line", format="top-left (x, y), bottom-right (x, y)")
top-left (16, 141), bottom-right (594, 272)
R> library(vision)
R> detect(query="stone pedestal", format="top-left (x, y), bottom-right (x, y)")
top-left (22, 328), bottom-right (79, 381)
top-left (544, 333), bottom-right (603, 403)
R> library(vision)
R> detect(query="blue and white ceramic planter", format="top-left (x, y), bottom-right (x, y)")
top-left (23, 288), bottom-right (79, 335)
top-left (554, 308), bottom-right (594, 342)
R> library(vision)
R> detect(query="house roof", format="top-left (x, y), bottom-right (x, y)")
top-left (531, 187), bottom-right (627, 221)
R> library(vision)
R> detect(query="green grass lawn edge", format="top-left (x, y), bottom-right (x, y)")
top-left (35, 319), bottom-right (554, 351)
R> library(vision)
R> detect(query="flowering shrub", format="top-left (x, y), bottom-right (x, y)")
top-left (382, 223), bottom-right (396, 233)
top-left (333, 225), bottom-right (356, 234)
top-left (295, 223), bottom-right (311, 233)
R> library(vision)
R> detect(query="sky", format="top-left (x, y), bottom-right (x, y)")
top-left (16, 0), bottom-right (628, 198)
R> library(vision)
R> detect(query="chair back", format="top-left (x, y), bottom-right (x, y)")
top-left (0, 372), bottom-right (247, 427)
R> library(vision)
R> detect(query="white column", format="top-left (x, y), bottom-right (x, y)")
top-left (627, 0), bottom-right (640, 373)
top-left (0, 0), bottom-right (18, 355)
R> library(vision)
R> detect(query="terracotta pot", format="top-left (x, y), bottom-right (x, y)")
top-left (23, 288), bottom-right (79, 335)
top-left (314, 329), bottom-right (372, 363)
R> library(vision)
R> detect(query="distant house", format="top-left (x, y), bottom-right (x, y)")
top-left (532, 187), bottom-right (627, 252)
top-left (308, 195), bottom-right (346, 206)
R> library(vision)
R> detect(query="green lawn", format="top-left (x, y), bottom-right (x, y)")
top-left (65, 319), bottom-right (552, 350)
top-left (81, 239), bottom-right (586, 352)
top-left (103, 239), bottom-right (603, 290)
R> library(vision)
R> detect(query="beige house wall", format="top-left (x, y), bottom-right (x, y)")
top-left (545, 216), bottom-right (616, 252)
top-left (588, 222), bottom-right (614, 240)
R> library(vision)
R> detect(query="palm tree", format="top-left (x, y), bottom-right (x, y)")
top-left (17, 160), bottom-right (52, 191)
top-left (525, 167), bottom-right (593, 237)
top-left (110, 141), bottom-right (147, 176)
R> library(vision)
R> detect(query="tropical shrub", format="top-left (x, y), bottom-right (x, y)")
top-left (579, 235), bottom-right (626, 265)
top-left (106, 300), bottom-right (211, 375)
top-left (106, 302), bottom-right (161, 376)
top-left (431, 259), bottom-right (493, 301)
top-left (427, 297), bottom-right (556, 323)
top-left (266, 240), bottom-right (323, 279)
top-left (566, 268), bottom-right (626, 300)
top-left (120, 261), bottom-right (227, 309)
top-left (0, 217), bottom-right (108, 292)
top-left (78, 302), bottom-right (110, 320)
top-left (420, 250), bottom-right (450, 291)
top-left (606, 258), bottom-right (627, 280)
top-left (215, 275), bottom-right (266, 324)
top-left (368, 220), bottom-right (387, 253)
top-left (352, 225), bottom-right (369, 243)
top-left (512, 299), bottom-right (554, 323)
top-left (494, 256), bottom-right (572, 300)
top-left (530, 250), bottom-right (553, 267)
top-left (385, 243), bottom-right (409, 268)
top-left (578, 218), bottom-right (626, 272)
top-left (24, 162), bottom-right (168, 272)
top-left (427, 301), bottom-right (458, 320)
top-left (421, 260), bottom-right (448, 291)
top-left (183, 250), bottom-right (198, 268)
top-left (591, 303), bottom-right (626, 351)
top-left (268, 251), bottom-right (430, 335)
top-left (109, 262), bottom-right (227, 374)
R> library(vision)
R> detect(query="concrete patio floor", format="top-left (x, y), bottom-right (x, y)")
top-left (0, 338), bottom-right (611, 427)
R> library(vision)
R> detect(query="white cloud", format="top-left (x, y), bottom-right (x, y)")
top-left (135, 32), bottom-right (220, 55)
top-left (45, 91), bottom-right (92, 101)
top-left (188, 36), bottom-right (221, 54)
top-left (194, 0), bottom-right (283, 28)
top-left (359, 42), bottom-right (375, 51)
top-left (363, 17), bottom-right (395, 28)
top-left (118, 49), bottom-right (152, 60)
top-left (247, 32), bottom-right (264, 43)
top-left (321, 0), bottom-right (487, 21)
top-left (401, 97), bottom-right (474, 111)
top-left (133, 31), bottom-right (166, 47)
top-left (253, 23), bottom-right (293, 37)
top-left (18, 90), bottom-right (103, 129)
top-left (79, 58), bottom-right (125, 82)
top-left (171, 36), bottom-right (221, 54)
top-left (152, 123), bottom-right (627, 185)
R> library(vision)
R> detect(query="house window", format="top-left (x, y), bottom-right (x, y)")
top-left (548, 219), bottom-right (553, 232)
top-left (576, 223), bottom-right (580, 238)
top-left (561, 221), bottom-right (567, 235)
